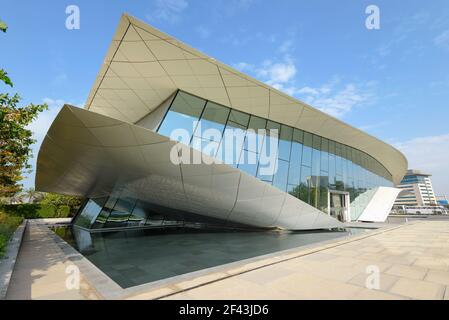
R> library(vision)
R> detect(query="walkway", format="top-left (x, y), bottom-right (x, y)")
top-left (6, 222), bottom-right (98, 300)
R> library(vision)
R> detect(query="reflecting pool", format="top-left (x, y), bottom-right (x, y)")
top-left (53, 226), bottom-right (371, 288)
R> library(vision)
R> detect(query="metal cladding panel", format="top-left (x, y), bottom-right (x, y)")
top-left (357, 187), bottom-right (403, 222)
top-left (36, 105), bottom-right (343, 230)
top-left (85, 14), bottom-right (407, 185)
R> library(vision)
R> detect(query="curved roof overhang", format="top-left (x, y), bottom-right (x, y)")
top-left (85, 14), bottom-right (407, 184)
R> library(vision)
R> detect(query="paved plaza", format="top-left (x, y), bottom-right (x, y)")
top-left (5, 220), bottom-right (449, 300)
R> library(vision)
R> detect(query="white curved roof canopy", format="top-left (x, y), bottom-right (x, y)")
top-left (86, 14), bottom-right (407, 184)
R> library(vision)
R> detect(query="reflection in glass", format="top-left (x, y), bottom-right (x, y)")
top-left (244, 116), bottom-right (266, 154)
top-left (238, 149), bottom-right (259, 176)
top-left (153, 90), bottom-right (396, 218)
top-left (302, 132), bottom-right (313, 167)
top-left (273, 159), bottom-right (289, 191)
top-left (74, 198), bottom-right (107, 229)
top-left (278, 125), bottom-right (292, 161)
top-left (299, 166), bottom-right (311, 204)
top-left (193, 101), bottom-right (229, 142)
top-left (127, 203), bottom-right (148, 226)
top-left (158, 91), bottom-right (206, 142)
top-left (288, 141), bottom-right (302, 187)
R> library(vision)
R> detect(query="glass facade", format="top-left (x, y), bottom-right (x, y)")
top-left (74, 192), bottom-right (253, 230)
top-left (155, 90), bottom-right (394, 215)
top-left (74, 89), bottom-right (394, 228)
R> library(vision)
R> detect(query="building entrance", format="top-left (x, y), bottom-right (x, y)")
top-left (329, 191), bottom-right (350, 222)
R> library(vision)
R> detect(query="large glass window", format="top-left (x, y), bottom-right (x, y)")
top-left (311, 135), bottom-right (321, 176)
top-left (319, 174), bottom-right (329, 213)
top-left (273, 159), bottom-right (289, 191)
top-left (302, 132), bottom-right (313, 167)
top-left (74, 198), bottom-right (107, 228)
top-left (218, 115), bottom-right (248, 166)
top-left (299, 166), bottom-right (312, 204)
top-left (228, 109), bottom-right (250, 127)
top-left (320, 138), bottom-right (329, 173)
top-left (328, 140), bottom-right (336, 190)
top-left (104, 197), bottom-right (136, 228)
top-left (244, 116), bottom-right (266, 154)
top-left (158, 91), bottom-right (206, 142)
top-left (278, 125), bottom-right (292, 161)
top-left (127, 201), bottom-right (148, 226)
top-left (193, 101), bottom-right (229, 142)
top-left (288, 138), bottom-right (303, 187)
top-left (238, 149), bottom-right (259, 176)
top-left (155, 90), bottom-right (396, 216)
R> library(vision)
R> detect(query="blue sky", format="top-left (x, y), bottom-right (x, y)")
top-left (1, 0), bottom-right (449, 196)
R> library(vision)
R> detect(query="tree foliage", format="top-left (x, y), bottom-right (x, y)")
top-left (0, 20), bottom-right (7, 33)
top-left (0, 20), bottom-right (48, 197)
top-left (40, 192), bottom-right (82, 214)
top-left (0, 70), bottom-right (13, 87)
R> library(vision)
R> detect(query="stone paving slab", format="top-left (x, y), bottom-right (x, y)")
top-left (5, 224), bottom-right (98, 300)
top-left (160, 221), bottom-right (449, 300)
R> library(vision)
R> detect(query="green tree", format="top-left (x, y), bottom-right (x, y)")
top-left (0, 20), bottom-right (48, 197)
top-left (40, 193), bottom-right (82, 215)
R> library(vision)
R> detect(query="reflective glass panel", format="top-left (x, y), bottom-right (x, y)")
top-left (278, 125), bottom-right (293, 161)
top-left (273, 159), bottom-right (289, 191)
top-left (74, 198), bottom-right (107, 228)
top-left (299, 166), bottom-right (312, 204)
top-left (193, 101), bottom-right (230, 142)
top-left (158, 91), bottom-right (206, 142)
top-left (244, 116), bottom-right (266, 154)
top-left (288, 141), bottom-right (302, 186)
top-left (238, 149), bottom-right (259, 176)
top-left (302, 132), bottom-right (313, 167)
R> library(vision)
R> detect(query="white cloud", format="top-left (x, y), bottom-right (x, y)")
top-left (259, 56), bottom-right (297, 85)
top-left (434, 30), bottom-right (449, 51)
top-left (232, 32), bottom-right (372, 119)
top-left (146, 0), bottom-right (189, 24)
top-left (395, 134), bottom-right (449, 197)
top-left (235, 53), bottom-right (372, 119)
top-left (22, 98), bottom-right (84, 188)
top-left (296, 79), bottom-right (374, 118)
top-left (234, 55), bottom-right (297, 90)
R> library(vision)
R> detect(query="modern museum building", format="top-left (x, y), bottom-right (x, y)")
top-left (35, 14), bottom-right (408, 231)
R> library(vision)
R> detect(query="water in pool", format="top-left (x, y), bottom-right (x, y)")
top-left (53, 226), bottom-right (371, 288)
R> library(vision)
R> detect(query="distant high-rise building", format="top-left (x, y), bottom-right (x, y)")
top-left (394, 170), bottom-right (437, 206)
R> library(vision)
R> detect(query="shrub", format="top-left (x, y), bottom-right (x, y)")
top-left (0, 211), bottom-right (23, 258)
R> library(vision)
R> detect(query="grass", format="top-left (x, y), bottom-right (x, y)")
top-left (0, 210), bottom-right (23, 258)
